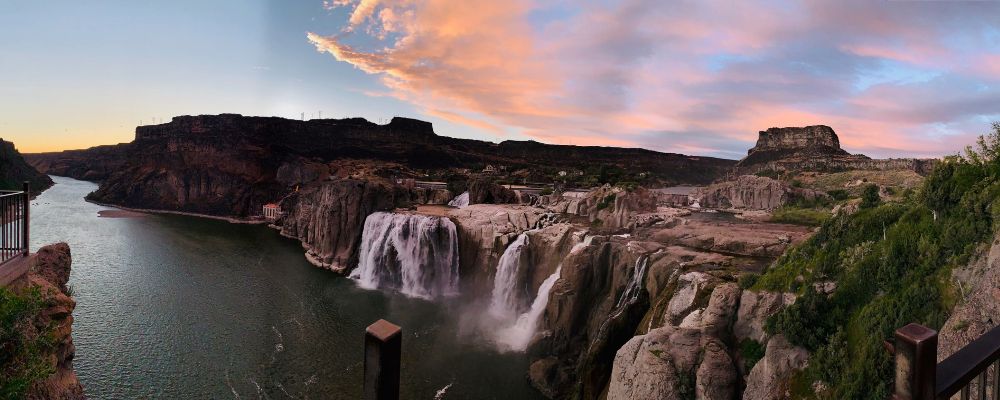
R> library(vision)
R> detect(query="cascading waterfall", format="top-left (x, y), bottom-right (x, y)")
top-left (615, 255), bottom-right (649, 309)
top-left (448, 191), bottom-right (470, 208)
top-left (493, 233), bottom-right (590, 351)
top-left (350, 212), bottom-right (460, 299)
top-left (489, 233), bottom-right (531, 319)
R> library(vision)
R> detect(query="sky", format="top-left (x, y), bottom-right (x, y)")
top-left (2, 1), bottom-right (1000, 159)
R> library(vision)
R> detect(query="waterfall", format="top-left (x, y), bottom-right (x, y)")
top-left (495, 264), bottom-right (561, 351)
top-left (350, 212), bottom-right (460, 299)
top-left (448, 191), bottom-right (470, 208)
top-left (492, 233), bottom-right (588, 351)
top-left (489, 233), bottom-right (531, 319)
top-left (615, 255), bottom-right (649, 309)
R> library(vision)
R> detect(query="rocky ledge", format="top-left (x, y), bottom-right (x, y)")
top-left (6, 243), bottom-right (85, 399)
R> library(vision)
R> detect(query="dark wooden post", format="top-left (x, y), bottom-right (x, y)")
top-left (894, 323), bottom-right (938, 400)
top-left (364, 319), bottom-right (401, 400)
top-left (22, 182), bottom-right (29, 256)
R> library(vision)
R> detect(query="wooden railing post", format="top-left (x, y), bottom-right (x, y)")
top-left (22, 182), bottom-right (29, 256)
top-left (364, 319), bottom-right (401, 400)
top-left (895, 323), bottom-right (938, 400)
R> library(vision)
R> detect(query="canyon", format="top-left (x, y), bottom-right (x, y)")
top-left (21, 116), bottom-right (943, 398)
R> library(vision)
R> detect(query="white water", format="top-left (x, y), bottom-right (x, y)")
top-left (351, 212), bottom-right (460, 299)
top-left (615, 255), bottom-right (649, 309)
top-left (489, 233), bottom-right (531, 319)
top-left (448, 191), bottom-right (470, 208)
top-left (493, 233), bottom-right (589, 351)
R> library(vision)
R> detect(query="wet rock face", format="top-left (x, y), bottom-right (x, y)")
top-left (9, 243), bottom-right (85, 400)
top-left (277, 179), bottom-right (428, 274)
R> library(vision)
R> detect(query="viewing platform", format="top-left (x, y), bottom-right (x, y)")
top-left (0, 182), bottom-right (32, 287)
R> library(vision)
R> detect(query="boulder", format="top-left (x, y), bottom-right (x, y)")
top-left (734, 290), bottom-right (797, 344)
top-left (743, 335), bottom-right (809, 400)
top-left (696, 339), bottom-right (738, 400)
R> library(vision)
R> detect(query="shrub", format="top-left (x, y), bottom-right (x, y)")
top-left (860, 184), bottom-right (881, 209)
top-left (0, 287), bottom-right (55, 399)
top-left (827, 189), bottom-right (850, 201)
top-left (770, 207), bottom-right (831, 226)
top-left (740, 339), bottom-right (766, 371)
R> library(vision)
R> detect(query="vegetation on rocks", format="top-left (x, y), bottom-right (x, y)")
top-left (753, 123), bottom-right (1000, 398)
top-left (0, 287), bottom-right (54, 400)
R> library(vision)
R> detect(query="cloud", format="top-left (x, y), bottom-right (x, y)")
top-left (310, 0), bottom-right (1000, 158)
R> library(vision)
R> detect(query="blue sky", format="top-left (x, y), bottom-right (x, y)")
top-left (3, 0), bottom-right (1000, 159)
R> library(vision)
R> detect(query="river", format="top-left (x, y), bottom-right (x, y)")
top-left (30, 176), bottom-right (544, 399)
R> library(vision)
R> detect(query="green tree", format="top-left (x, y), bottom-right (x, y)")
top-left (860, 184), bottom-right (881, 209)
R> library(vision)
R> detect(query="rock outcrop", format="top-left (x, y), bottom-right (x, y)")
top-left (742, 335), bottom-right (809, 400)
top-left (277, 179), bottom-right (448, 273)
top-left (540, 186), bottom-right (657, 230)
top-left (734, 125), bottom-right (937, 176)
top-left (696, 175), bottom-right (829, 211)
top-left (467, 178), bottom-right (519, 205)
top-left (0, 139), bottom-right (52, 193)
top-left (7, 243), bottom-right (85, 399)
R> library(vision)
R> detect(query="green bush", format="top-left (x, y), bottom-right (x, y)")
top-left (827, 189), bottom-right (850, 201)
top-left (770, 207), bottom-right (831, 226)
top-left (756, 123), bottom-right (1000, 398)
top-left (740, 339), bottom-right (766, 371)
top-left (0, 287), bottom-right (54, 399)
top-left (539, 187), bottom-right (554, 196)
top-left (596, 194), bottom-right (616, 210)
top-left (860, 184), bottom-right (881, 209)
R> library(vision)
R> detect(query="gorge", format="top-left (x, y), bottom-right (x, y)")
top-left (18, 115), bottom-right (966, 398)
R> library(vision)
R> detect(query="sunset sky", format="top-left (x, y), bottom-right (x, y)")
top-left (3, 1), bottom-right (1000, 158)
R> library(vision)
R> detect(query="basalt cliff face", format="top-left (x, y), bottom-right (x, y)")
top-left (25, 144), bottom-right (131, 183)
top-left (0, 139), bottom-right (52, 193)
top-left (734, 125), bottom-right (937, 176)
top-left (8, 243), bottom-right (85, 399)
top-left (27, 114), bottom-right (733, 218)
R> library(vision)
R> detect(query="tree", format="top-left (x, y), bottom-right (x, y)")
top-left (861, 184), bottom-right (881, 209)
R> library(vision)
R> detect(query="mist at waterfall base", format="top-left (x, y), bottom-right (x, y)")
top-left (31, 177), bottom-right (544, 399)
top-left (349, 213), bottom-right (580, 353)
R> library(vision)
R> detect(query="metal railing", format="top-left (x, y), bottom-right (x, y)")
top-left (0, 182), bottom-right (29, 265)
top-left (894, 322), bottom-right (1000, 399)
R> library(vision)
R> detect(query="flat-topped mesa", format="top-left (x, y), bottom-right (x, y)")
top-left (135, 114), bottom-right (438, 144)
top-left (750, 125), bottom-right (848, 155)
top-left (734, 125), bottom-right (936, 176)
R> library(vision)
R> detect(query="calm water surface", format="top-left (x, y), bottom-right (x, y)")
top-left (31, 176), bottom-right (543, 399)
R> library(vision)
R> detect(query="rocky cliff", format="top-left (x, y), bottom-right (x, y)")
top-left (30, 114), bottom-right (732, 218)
top-left (0, 139), bottom-right (52, 193)
top-left (696, 175), bottom-right (829, 211)
top-left (734, 125), bottom-right (937, 176)
top-left (25, 143), bottom-right (131, 182)
top-left (6, 243), bottom-right (85, 399)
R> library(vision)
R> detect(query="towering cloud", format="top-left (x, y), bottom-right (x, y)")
top-left (310, 0), bottom-right (1000, 158)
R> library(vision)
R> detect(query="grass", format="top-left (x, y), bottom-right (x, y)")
top-left (770, 206), bottom-right (832, 226)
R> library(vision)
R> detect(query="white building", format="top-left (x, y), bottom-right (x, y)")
top-left (263, 203), bottom-right (281, 220)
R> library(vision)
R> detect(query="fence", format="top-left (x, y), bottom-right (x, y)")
top-left (894, 322), bottom-right (1000, 399)
top-left (0, 182), bottom-right (29, 265)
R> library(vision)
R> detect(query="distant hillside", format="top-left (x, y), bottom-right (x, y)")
top-left (25, 114), bottom-right (735, 217)
top-left (0, 139), bottom-right (52, 193)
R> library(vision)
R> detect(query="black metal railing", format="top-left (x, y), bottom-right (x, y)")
top-left (894, 322), bottom-right (1000, 399)
top-left (0, 182), bottom-right (30, 265)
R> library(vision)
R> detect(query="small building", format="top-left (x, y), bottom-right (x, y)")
top-left (558, 171), bottom-right (568, 177)
top-left (483, 164), bottom-right (497, 174)
top-left (263, 203), bottom-right (281, 220)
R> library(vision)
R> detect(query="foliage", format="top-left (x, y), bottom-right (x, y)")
top-left (755, 123), bottom-right (1000, 398)
top-left (860, 184), bottom-right (881, 209)
top-left (740, 339), bottom-right (766, 371)
top-left (0, 287), bottom-right (54, 399)
top-left (755, 169), bottom-right (781, 179)
top-left (770, 206), bottom-right (832, 226)
top-left (738, 273), bottom-right (760, 290)
top-left (539, 187), bottom-right (554, 196)
top-left (827, 189), bottom-right (850, 201)
top-left (596, 194), bottom-right (617, 210)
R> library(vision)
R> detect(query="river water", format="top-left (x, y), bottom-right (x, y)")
top-left (31, 176), bottom-right (544, 399)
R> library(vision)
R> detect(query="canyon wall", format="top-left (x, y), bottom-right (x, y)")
top-left (0, 139), bottom-right (52, 193)
top-left (28, 114), bottom-right (733, 219)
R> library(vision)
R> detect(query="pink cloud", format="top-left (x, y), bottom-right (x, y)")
top-left (310, 0), bottom-right (1000, 158)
